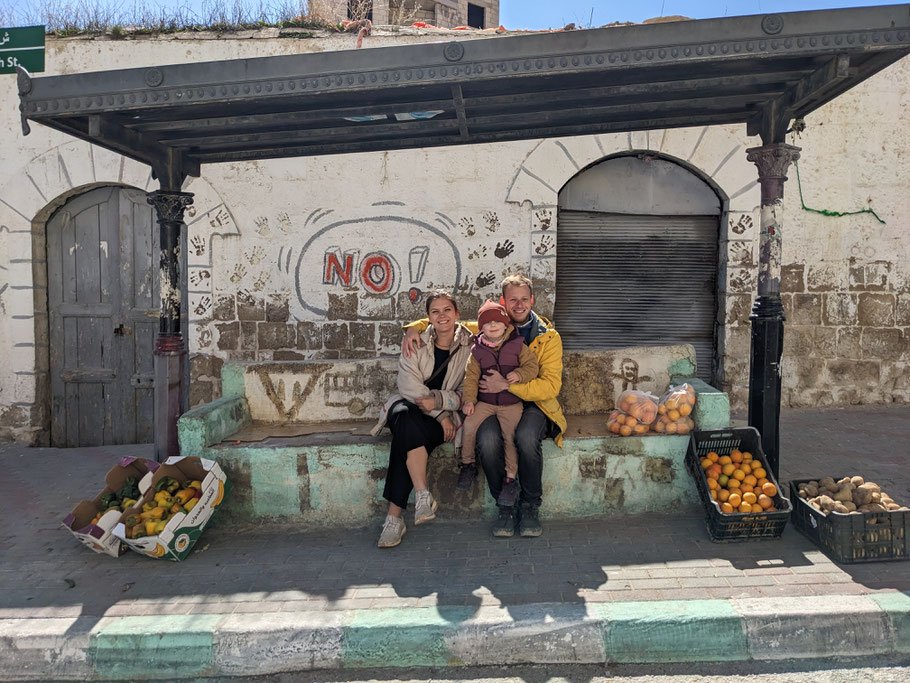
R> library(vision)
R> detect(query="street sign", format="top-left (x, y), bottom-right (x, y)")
top-left (0, 26), bottom-right (45, 75)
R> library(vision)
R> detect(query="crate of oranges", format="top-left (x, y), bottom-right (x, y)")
top-left (685, 427), bottom-right (792, 542)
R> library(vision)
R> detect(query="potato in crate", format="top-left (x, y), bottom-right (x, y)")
top-left (686, 427), bottom-right (791, 542)
top-left (790, 477), bottom-right (909, 563)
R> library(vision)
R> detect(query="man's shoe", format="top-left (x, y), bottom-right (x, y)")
top-left (414, 489), bottom-right (438, 525)
top-left (518, 504), bottom-right (542, 537)
top-left (378, 515), bottom-right (406, 548)
top-left (455, 463), bottom-right (478, 491)
top-left (491, 506), bottom-right (516, 538)
top-left (497, 477), bottom-right (519, 507)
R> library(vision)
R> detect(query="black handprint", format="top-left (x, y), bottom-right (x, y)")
top-left (535, 235), bottom-right (553, 255)
top-left (494, 240), bottom-right (514, 259)
top-left (475, 271), bottom-right (495, 287)
top-left (193, 296), bottom-right (212, 316)
top-left (190, 235), bottom-right (206, 256)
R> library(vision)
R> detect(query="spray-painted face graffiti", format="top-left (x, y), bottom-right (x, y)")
top-left (285, 215), bottom-right (463, 318)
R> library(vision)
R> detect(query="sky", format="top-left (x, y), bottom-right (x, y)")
top-left (2, 0), bottom-right (895, 29)
top-left (501, 0), bottom-right (890, 29)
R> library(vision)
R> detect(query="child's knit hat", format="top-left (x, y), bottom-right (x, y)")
top-left (477, 300), bottom-right (510, 329)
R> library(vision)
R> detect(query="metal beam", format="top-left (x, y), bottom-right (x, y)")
top-left (451, 85), bottom-right (470, 140)
top-left (88, 116), bottom-right (200, 178)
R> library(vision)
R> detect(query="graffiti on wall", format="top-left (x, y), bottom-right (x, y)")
top-left (278, 210), bottom-right (464, 317)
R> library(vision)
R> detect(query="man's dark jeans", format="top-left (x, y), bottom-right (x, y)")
top-left (476, 402), bottom-right (550, 508)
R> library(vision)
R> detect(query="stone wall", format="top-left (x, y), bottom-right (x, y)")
top-left (0, 31), bottom-right (908, 443)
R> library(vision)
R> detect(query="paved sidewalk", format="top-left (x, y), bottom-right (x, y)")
top-left (1, 406), bottom-right (909, 680)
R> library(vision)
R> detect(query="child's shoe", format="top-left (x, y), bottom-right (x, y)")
top-left (414, 489), bottom-right (438, 525)
top-left (497, 477), bottom-right (519, 507)
top-left (456, 462), bottom-right (478, 490)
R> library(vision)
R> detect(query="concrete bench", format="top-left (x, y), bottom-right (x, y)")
top-left (178, 344), bottom-right (731, 528)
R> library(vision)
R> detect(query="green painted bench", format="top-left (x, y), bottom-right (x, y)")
top-left (178, 345), bottom-right (731, 527)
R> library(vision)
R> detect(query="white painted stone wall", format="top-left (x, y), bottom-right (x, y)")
top-left (0, 31), bottom-right (907, 442)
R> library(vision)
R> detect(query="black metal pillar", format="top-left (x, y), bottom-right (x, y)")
top-left (147, 188), bottom-right (194, 462)
top-left (745, 142), bottom-right (800, 480)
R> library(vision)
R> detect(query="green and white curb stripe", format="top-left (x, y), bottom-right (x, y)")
top-left (2, 594), bottom-right (909, 680)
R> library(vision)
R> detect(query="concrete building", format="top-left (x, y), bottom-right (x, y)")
top-left (1, 26), bottom-right (908, 445)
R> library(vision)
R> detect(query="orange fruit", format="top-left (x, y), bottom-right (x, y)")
top-left (718, 455), bottom-right (732, 466)
top-left (707, 451), bottom-right (719, 462)
top-left (728, 492), bottom-right (742, 508)
top-left (761, 482), bottom-right (777, 497)
top-left (742, 491), bottom-right (757, 505)
top-left (658, 404), bottom-right (667, 415)
top-left (721, 502), bottom-right (734, 514)
top-left (625, 415), bottom-right (638, 426)
top-left (620, 425), bottom-right (632, 436)
top-left (731, 469), bottom-right (746, 481)
top-left (740, 462), bottom-right (752, 474)
top-left (666, 422), bottom-right (678, 434)
top-left (721, 463), bottom-right (736, 477)
top-left (710, 489), bottom-right (718, 500)
top-left (756, 477), bottom-right (769, 488)
top-left (668, 409), bottom-right (681, 421)
top-left (738, 502), bottom-right (752, 513)
top-left (742, 451), bottom-right (753, 462)
top-left (654, 421), bottom-right (666, 433)
top-left (758, 494), bottom-right (773, 509)
top-left (730, 450), bottom-right (743, 463)
top-left (707, 464), bottom-right (722, 479)
top-left (743, 474), bottom-right (758, 487)
top-left (740, 483), bottom-right (754, 494)
top-left (752, 467), bottom-right (767, 479)
top-left (680, 403), bottom-right (692, 416)
top-left (726, 478), bottom-right (741, 490)
top-left (707, 478), bottom-right (719, 491)
top-left (718, 489), bottom-right (731, 502)
top-left (701, 458), bottom-right (712, 470)
top-left (677, 423), bottom-right (691, 435)
top-left (633, 423), bottom-right (649, 435)
top-left (718, 474), bottom-right (729, 487)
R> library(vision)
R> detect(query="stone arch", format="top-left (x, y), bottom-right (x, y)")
top-left (504, 126), bottom-right (761, 387)
top-left (0, 139), bottom-right (235, 442)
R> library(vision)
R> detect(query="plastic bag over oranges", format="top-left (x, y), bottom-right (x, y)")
top-left (653, 383), bottom-right (697, 435)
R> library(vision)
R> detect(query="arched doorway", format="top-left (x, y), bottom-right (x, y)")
top-left (46, 186), bottom-right (159, 446)
top-left (555, 154), bottom-right (722, 383)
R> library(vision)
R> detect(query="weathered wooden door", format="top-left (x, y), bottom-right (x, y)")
top-left (47, 187), bottom-right (158, 446)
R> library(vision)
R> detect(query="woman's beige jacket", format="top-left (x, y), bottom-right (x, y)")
top-left (370, 323), bottom-right (474, 447)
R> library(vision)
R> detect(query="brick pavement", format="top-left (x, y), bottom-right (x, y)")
top-left (0, 405), bottom-right (908, 677)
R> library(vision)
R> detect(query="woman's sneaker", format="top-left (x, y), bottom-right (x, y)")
top-left (456, 462), bottom-right (478, 490)
top-left (497, 477), bottom-right (519, 507)
top-left (414, 490), bottom-right (438, 525)
top-left (378, 515), bottom-right (406, 548)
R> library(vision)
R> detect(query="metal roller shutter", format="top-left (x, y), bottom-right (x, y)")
top-left (554, 210), bottom-right (719, 383)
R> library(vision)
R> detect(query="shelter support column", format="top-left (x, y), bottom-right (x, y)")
top-left (147, 189), bottom-right (194, 462)
top-left (745, 143), bottom-right (800, 480)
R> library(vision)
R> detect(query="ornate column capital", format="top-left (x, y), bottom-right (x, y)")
top-left (147, 190), bottom-right (194, 223)
top-left (745, 143), bottom-right (801, 182)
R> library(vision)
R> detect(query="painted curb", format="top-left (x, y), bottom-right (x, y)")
top-left (0, 594), bottom-right (908, 680)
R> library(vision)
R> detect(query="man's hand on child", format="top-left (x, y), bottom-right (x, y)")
top-left (463, 402), bottom-right (475, 416)
top-left (505, 371), bottom-right (520, 384)
top-left (478, 369), bottom-right (510, 393)
top-left (401, 327), bottom-right (422, 358)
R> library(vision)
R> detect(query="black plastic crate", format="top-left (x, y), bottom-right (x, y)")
top-left (686, 427), bottom-right (791, 543)
top-left (789, 479), bottom-right (909, 563)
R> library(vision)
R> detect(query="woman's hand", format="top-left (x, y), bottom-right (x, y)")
top-left (441, 416), bottom-right (456, 442)
top-left (415, 396), bottom-right (435, 412)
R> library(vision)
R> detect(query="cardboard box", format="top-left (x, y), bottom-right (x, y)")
top-left (62, 457), bottom-right (159, 557)
top-left (113, 455), bottom-right (230, 561)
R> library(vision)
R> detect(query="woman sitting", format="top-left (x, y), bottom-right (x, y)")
top-left (370, 289), bottom-right (473, 548)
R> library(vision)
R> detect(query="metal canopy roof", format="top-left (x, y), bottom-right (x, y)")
top-left (16, 4), bottom-right (910, 178)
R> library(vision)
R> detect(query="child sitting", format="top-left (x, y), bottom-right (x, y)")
top-left (458, 300), bottom-right (539, 507)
